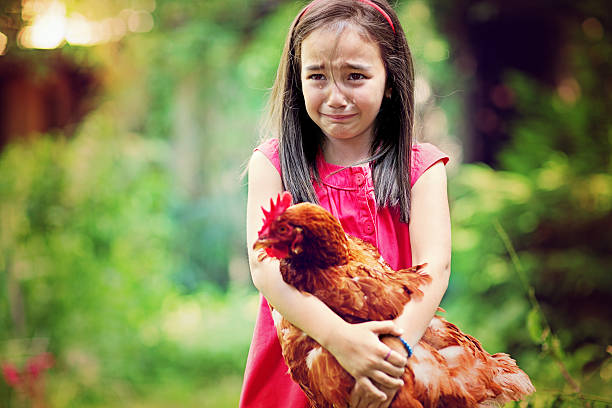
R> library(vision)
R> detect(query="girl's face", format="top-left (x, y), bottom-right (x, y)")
top-left (300, 25), bottom-right (388, 145)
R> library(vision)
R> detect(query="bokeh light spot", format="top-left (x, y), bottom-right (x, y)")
top-left (557, 77), bottom-right (581, 105)
top-left (490, 84), bottom-right (515, 109)
top-left (414, 76), bottom-right (432, 105)
top-left (65, 13), bottom-right (92, 45)
top-left (127, 10), bottom-right (154, 33)
top-left (582, 17), bottom-right (604, 41)
top-left (0, 32), bottom-right (7, 55)
top-left (19, 0), bottom-right (66, 49)
top-left (406, 1), bottom-right (430, 22)
top-left (424, 39), bottom-right (449, 62)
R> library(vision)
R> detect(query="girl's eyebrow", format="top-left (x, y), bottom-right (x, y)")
top-left (303, 62), bottom-right (372, 71)
top-left (304, 64), bottom-right (325, 71)
top-left (345, 62), bottom-right (372, 71)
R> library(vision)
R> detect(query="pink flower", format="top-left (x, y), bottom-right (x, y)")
top-left (26, 353), bottom-right (55, 380)
top-left (2, 363), bottom-right (21, 387)
top-left (27, 360), bottom-right (43, 380)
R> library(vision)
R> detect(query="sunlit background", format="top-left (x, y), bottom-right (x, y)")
top-left (0, 0), bottom-right (610, 406)
top-left (16, 0), bottom-right (154, 49)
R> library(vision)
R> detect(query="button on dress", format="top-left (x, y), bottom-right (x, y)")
top-left (239, 138), bottom-right (449, 408)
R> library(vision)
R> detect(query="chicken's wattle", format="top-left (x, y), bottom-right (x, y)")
top-left (265, 246), bottom-right (289, 259)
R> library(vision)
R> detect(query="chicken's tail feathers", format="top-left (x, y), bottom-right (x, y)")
top-left (488, 353), bottom-right (536, 403)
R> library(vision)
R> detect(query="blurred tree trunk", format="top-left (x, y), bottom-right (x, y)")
top-left (173, 74), bottom-right (202, 199)
top-left (6, 256), bottom-right (27, 337)
top-left (0, 0), bottom-right (22, 51)
top-left (429, 0), bottom-right (575, 165)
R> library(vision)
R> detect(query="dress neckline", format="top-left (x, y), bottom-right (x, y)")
top-left (315, 151), bottom-right (371, 190)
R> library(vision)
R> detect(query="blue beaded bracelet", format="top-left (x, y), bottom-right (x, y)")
top-left (398, 337), bottom-right (413, 358)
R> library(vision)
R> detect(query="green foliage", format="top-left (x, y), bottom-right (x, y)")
top-left (448, 161), bottom-right (611, 405)
top-left (0, 115), bottom-right (167, 399)
top-left (0, 111), bottom-right (258, 405)
top-left (445, 26), bottom-right (612, 406)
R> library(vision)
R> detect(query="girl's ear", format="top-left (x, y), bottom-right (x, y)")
top-left (385, 87), bottom-right (392, 98)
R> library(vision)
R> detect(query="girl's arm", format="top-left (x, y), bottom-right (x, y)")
top-left (247, 151), bottom-right (407, 402)
top-left (396, 161), bottom-right (451, 347)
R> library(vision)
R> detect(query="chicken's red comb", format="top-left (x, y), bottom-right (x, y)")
top-left (258, 191), bottom-right (293, 237)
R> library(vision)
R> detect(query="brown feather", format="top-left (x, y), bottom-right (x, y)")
top-left (256, 198), bottom-right (535, 407)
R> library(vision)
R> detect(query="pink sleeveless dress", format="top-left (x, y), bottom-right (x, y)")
top-left (239, 139), bottom-right (449, 407)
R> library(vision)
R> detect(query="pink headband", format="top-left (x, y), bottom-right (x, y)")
top-left (298, 0), bottom-right (396, 34)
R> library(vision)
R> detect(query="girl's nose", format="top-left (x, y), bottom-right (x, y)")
top-left (326, 82), bottom-right (348, 108)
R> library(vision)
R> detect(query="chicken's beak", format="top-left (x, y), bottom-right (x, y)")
top-left (253, 237), bottom-right (274, 262)
top-left (253, 238), bottom-right (272, 251)
top-left (253, 238), bottom-right (267, 262)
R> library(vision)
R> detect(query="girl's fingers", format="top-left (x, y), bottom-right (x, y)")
top-left (371, 369), bottom-right (404, 389)
top-left (351, 377), bottom-right (387, 407)
top-left (381, 358), bottom-right (406, 378)
top-left (363, 379), bottom-right (388, 402)
top-left (366, 320), bottom-right (404, 337)
top-left (348, 385), bottom-right (361, 408)
top-left (381, 345), bottom-right (407, 365)
top-left (383, 347), bottom-right (408, 367)
top-left (376, 346), bottom-right (406, 378)
top-left (388, 346), bottom-right (408, 363)
top-left (372, 385), bottom-right (397, 408)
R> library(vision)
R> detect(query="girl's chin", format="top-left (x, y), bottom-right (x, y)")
top-left (322, 130), bottom-right (371, 141)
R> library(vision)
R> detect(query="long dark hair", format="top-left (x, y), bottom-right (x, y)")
top-left (260, 0), bottom-right (415, 222)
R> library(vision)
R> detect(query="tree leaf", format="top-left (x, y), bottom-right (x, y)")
top-left (527, 307), bottom-right (544, 344)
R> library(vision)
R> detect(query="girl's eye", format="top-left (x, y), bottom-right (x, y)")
top-left (348, 73), bottom-right (366, 81)
top-left (308, 74), bottom-right (326, 81)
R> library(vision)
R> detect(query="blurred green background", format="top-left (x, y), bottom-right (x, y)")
top-left (0, 0), bottom-right (610, 407)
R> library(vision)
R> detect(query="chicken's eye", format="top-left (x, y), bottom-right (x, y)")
top-left (277, 224), bottom-right (291, 235)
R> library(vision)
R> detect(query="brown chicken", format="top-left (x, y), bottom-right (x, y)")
top-left (254, 192), bottom-right (535, 408)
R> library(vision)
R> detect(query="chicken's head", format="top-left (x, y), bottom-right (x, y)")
top-left (253, 192), bottom-right (350, 268)
top-left (254, 192), bottom-right (304, 261)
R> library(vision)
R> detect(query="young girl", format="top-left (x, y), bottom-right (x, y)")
top-left (241, 1), bottom-right (451, 407)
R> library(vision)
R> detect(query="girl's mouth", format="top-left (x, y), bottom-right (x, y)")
top-left (323, 113), bottom-right (357, 121)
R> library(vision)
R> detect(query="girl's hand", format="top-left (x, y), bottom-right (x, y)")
top-left (351, 334), bottom-right (412, 408)
top-left (324, 321), bottom-right (407, 404)
top-left (349, 378), bottom-right (400, 408)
